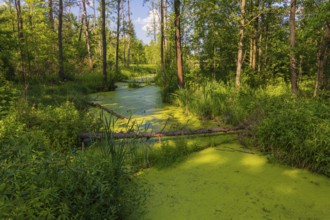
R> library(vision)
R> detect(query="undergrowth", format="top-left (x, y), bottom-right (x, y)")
top-left (172, 79), bottom-right (330, 176)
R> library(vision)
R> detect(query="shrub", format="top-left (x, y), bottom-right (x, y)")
top-left (0, 148), bottom-right (146, 219)
top-left (256, 98), bottom-right (330, 176)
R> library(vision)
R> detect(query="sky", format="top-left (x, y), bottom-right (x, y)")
top-left (130, 0), bottom-right (157, 44)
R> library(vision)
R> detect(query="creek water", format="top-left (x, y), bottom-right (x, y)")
top-left (91, 83), bottom-right (330, 220)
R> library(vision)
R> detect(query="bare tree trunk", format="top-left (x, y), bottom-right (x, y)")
top-left (115, 0), bottom-right (121, 73)
top-left (82, 0), bottom-right (93, 69)
top-left (160, 0), bottom-right (165, 83)
top-left (151, 0), bottom-right (157, 43)
top-left (257, 32), bottom-right (262, 77)
top-left (101, 0), bottom-right (107, 84)
top-left (78, 15), bottom-right (83, 42)
top-left (235, 0), bottom-right (246, 89)
top-left (249, 38), bottom-right (253, 68)
top-left (122, 0), bottom-right (126, 64)
top-left (58, 0), bottom-right (65, 80)
top-left (127, 0), bottom-right (131, 67)
top-left (174, 0), bottom-right (184, 88)
top-left (257, 0), bottom-right (264, 77)
top-left (164, 0), bottom-right (168, 52)
top-left (289, 0), bottom-right (298, 95)
top-left (48, 0), bottom-right (54, 30)
top-left (14, 0), bottom-right (25, 78)
top-left (314, 23), bottom-right (330, 97)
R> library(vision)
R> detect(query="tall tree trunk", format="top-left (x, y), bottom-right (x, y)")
top-left (249, 38), bottom-right (253, 68)
top-left (289, 0), bottom-right (298, 95)
top-left (82, 0), bottom-right (93, 69)
top-left (151, 0), bottom-right (157, 43)
top-left (252, 0), bottom-right (259, 71)
top-left (14, 0), bottom-right (25, 78)
top-left (78, 15), bottom-right (83, 42)
top-left (313, 23), bottom-right (330, 97)
top-left (58, 0), bottom-right (65, 80)
top-left (257, 0), bottom-right (264, 77)
top-left (257, 32), bottom-right (262, 77)
top-left (235, 0), bottom-right (246, 89)
top-left (115, 0), bottom-right (121, 73)
top-left (101, 0), bottom-right (107, 84)
top-left (160, 0), bottom-right (165, 83)
top-left (122, 0), bottom-right (126, 64)
top-left (127, 0), bottom-right (131, 67)
top-left (174, 0), bottom-right (184, 88)
top-left (48, 0), bottom-right (54, 30)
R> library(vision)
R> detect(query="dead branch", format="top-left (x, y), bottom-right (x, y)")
top-left (80, 125), bottom-right (247, 140)
top-left (87, 102), bottom-right (128, 120)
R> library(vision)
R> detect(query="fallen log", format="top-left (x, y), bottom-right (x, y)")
top-left (87, 102), bottom-right (128, 120)
top-left (80, 125), bottom-right (247, 140)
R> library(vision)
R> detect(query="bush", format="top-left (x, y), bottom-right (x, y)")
top-left (0, 148), bottom-right (146, 219)
top-left (256, 98), bottom-right (330, 176)
top-left (0, 75), bottom-right (18, 119)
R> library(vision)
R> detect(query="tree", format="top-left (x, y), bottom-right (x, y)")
top-left (82, 0), bottom-right (93, 69)
top-left (314, 23), bottom-right (330, 96)
top-left (101, 0), bottom-right (107, 84)
top-left (160, 0), bottom-right (165, 83)
top-left (58, 0), bottom-right (65, 80)
top-left (127, 0), bottom-right (131, 67)
top-left (174, 0), bottom-right (184, 88)
top-left (115, 0), bottom-right (121, 73)
top-left (235, 0), bottom-right (246, 89)
top-left (289, 0), bottom-right (298, 94)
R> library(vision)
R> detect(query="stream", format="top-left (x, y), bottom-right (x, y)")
top-left (91, 82), bottom-right (330, 220)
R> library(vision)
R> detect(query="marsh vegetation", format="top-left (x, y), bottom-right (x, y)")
top-left (1, 0), bottom-right (330, 218)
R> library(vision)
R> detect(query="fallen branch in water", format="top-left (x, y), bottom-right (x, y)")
top-left (87, 102), bottom-right (128, 120)
top-left (80, 125), bottom-right (247, 140)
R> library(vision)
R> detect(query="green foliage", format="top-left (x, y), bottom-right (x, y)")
top-left (0, 147), bottom-right (146, 219)
top-left (0, 76), bottom-right (18, 119)
top-left (152, 139), bottom-right (190, 168)
top-left (173, 79), bottom-right (330, 176)
top-left (256, 98), bottom-right (330, 176)
top-left (18, 102), bottom-right (96, 151)
top-left (0, 116), bottom-right (147, 219)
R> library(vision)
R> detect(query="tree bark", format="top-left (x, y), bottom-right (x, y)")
top-left (48, 0), bottom-right (54, 30)
top-left (122, 0), bottom-right (126, 65)
top-left (160, 0), bottom-right (165, 83)
top-left (313, 23), bottom-right (330, 97)
top-left (174, 0), bottom-right (184, 88)
top-left (14, 0), bottom-right (25, 78)
top-left (58, 0), bottom-right (65, 80)
top-left (82, 0), bottom-right (93, 69)
top-left (235, 0), bottom-right (246, 89)
top-left (151, 0), bottom-right (157, 43)
top-left (289, 0), bottom-right (298, 95)
top-left (80, 125), bottom-right (247, 140)
top-left (101, 0), bottom-right (107, 84)
top-left (127, 0), bottom-right (131, 67)
top-left (115, 0), bottom-right (121, 73)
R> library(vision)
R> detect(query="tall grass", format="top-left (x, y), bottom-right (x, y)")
top-left (172, 79), bottom-right (330, 176)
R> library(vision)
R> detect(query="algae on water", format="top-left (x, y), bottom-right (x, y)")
top-left (140, 138), bottom-right (330, 219)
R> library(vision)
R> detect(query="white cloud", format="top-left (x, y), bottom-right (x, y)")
top-left (135, 9), bottom-right (159, 33)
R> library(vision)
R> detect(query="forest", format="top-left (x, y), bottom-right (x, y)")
top-left (0, 0), bottom-right (329, 218)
